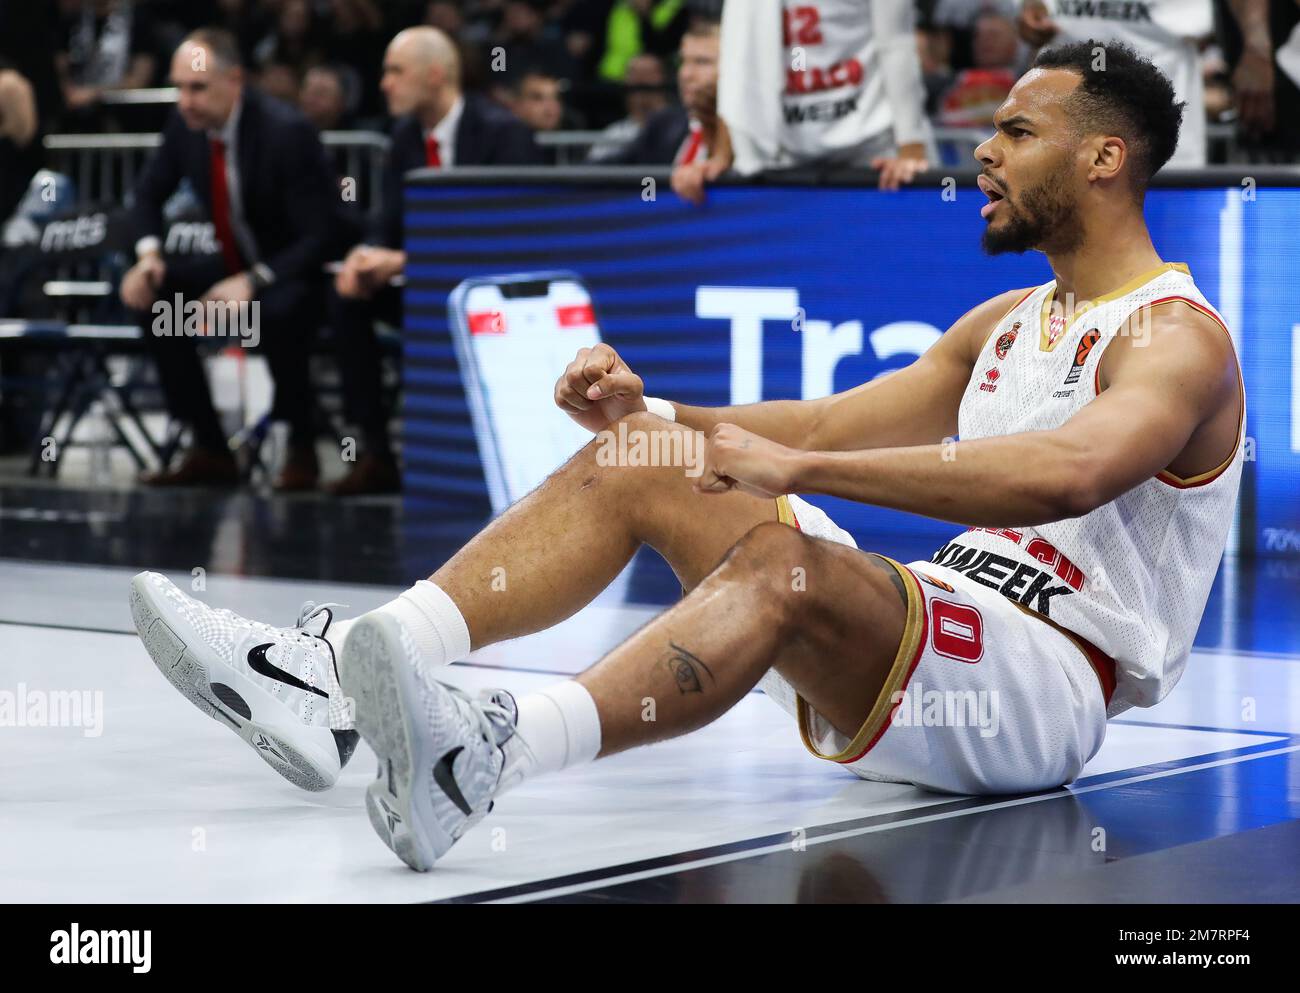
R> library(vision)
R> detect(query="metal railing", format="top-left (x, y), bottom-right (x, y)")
top-left (42, 131), bottom-right (391, 218)
top-left (539, 127), bottom-right (1028, 167)
top-left (537, 130), bottom-right (630, 165)
top-left (96, 87), bottom-right (180, 106)
top-left (41, 123), bottom-right (1244, 204)
top-left (539, 125), bottom-right (1244, 168)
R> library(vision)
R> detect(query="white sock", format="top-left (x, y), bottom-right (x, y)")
top-left (321, 583), bottom-right (470, 732)
top-left (499, 681), bottom-right (602, 796)
top-left (377, 580), bottom-right (471, 666)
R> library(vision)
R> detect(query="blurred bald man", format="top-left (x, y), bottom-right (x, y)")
top-left (121, 28), bottom-right (337, 490)
top-left (328, 26), bottom-right (542, 495)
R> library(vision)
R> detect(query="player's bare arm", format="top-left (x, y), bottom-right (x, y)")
top-left (555, 287), bottom-right (1032, 452)
top-left (697, 301), bottom-right (1241, 528)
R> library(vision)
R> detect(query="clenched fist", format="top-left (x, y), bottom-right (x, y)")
top-left (554, 343), bottom-right (647, 433)
top-left (696, 422), bottom-right (802, 499)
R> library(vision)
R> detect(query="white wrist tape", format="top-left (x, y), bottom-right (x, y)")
top-left (643, 396), bottom-right (676, 422)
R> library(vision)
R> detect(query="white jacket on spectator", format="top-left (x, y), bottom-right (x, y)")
top-left (1034, 0), bottom-right (1211, 167)
top-left (720, 0), bottom-right (935, 174)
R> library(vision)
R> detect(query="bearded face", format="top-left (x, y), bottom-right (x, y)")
top-left (981, 152), bottom-right (1085, 257)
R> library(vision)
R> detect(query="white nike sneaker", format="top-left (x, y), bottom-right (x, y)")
top-left (338, 612), bottom-right (521, 871)
top-left (129, 572), bottom-right (360, 792)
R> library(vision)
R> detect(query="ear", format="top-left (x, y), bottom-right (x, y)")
top-left (1089, 135), bottom-right (1126, 184)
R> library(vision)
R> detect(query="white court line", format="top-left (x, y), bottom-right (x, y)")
top-left (6, 615), bottom-right (1297, 663)
top-left (491, 741), bottom-right (1299, 904)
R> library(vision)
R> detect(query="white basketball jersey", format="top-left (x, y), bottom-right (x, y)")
top-left (1043, 0), bottom-right (1211, 166)
top-left (932, 262), bottom-right (1245, 716)
top-left (779, 0), bottom-right (893, 160)
top-left (778, 0), bottom-right (931, 162)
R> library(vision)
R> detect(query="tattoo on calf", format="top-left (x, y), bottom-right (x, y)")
top-left (664, 642), bottom-right (715, 694)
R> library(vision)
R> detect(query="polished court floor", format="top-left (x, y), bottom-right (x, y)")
top-left (2, 482), bottom-right (1299, 903)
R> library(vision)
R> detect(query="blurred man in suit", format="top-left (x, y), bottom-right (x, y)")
top-left (611, 13), bottom-right (720, 167)
top-left (120, 28), bottom-right (337, 489)
top-left (586, 53), bottom-right (670, 163)
top-left (327, 26), bottom-right (542, 496)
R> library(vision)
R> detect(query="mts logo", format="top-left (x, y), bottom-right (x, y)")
top-left (696, 287), bottom-right (943, 404)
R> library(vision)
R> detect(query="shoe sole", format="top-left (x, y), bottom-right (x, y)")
top-left (339, 614), bottom-right (452, 872)
top-left (129, 576), bottom-right (334, 792)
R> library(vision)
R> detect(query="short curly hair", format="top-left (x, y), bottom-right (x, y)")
top-left (1032, 40), bottom-right (1185, 198)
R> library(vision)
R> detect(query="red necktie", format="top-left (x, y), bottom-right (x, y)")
top-left (425, 133), bottom-right (442, 168)
top-left (209, 137), bottom-right (242, 274)
top-left (679, 125), bottom-right (705, 166)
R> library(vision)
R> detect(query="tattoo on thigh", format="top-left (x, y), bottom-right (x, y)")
top-left (664, 642), bottom-right (715, 694)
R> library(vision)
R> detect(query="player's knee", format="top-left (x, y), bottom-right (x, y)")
top-left (578, 411), bottom-right (694, 493)
top-left (607, 409), bottom-right (686, 462)
top-left (728, 519), bottom-right (805, 558)
top-left (719, 522), bottom-right (810, 599)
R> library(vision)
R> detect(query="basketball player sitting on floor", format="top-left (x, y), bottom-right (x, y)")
top-left (129, 42), bottom-right (1245, 871)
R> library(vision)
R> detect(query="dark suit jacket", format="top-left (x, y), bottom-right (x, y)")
top-left (609, 105), bottom-right (691, 166)
top-left (0, 1), bottom-right (62, 125)
top-left (0, 1), bottom-right (63, 222)
top-left (372, 94), bottom-right (543, 248)
top-left (128, 87), bottom-right (336, 284)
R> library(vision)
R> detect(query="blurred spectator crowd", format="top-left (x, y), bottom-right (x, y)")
top-left (3, 1), bottom-right (718, 140)
top-left (1, 1), bottom-right (1296, 159)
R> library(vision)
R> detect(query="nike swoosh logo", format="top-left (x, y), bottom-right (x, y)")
top-left (432, 747), bottom-right (473, 816)
top-left (247, 643), bottom-right (328, 698)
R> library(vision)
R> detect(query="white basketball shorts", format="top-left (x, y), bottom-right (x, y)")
top-left (761, 495), bottom-right (1113, 795)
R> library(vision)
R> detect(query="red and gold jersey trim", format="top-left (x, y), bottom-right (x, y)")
top-left (1038, 262), bottom-right (1191, 352)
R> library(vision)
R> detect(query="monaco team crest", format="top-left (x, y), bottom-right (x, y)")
top-left (996, 322), bottom-right (1020, 360)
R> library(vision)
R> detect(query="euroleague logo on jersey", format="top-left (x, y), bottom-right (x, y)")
top-left (1064, 328), bottom-right (1103, 386)
top-left (995, 322), bottom-right (1020, 360)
